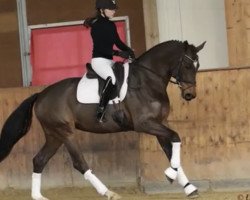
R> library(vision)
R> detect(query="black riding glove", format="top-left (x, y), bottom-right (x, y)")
top-left (128, 50), bottom-right (135, 60)
top-left (118, 51), bottom-right (131, 59)
top-left (113, 50), bottom-right (135, 59)
top-left (112, 50), bottom-right (120, 56)
top-left (113, 50), bottom-right (135, 60)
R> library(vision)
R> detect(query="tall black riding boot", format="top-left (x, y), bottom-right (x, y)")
top-left (96, 77), bottom-right (114, 123)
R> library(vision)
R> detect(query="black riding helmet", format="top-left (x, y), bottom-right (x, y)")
top-left (96, 0), bottom-right (118, 10)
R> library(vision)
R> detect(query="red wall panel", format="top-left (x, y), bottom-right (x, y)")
top-left (30, 21), bottom-right (127, 86)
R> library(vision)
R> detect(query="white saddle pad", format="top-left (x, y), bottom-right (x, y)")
top-left (77, 62), bottom-right (129, 104)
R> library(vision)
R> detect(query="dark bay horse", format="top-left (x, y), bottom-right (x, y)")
top-left (0, 40), bottom-right (205, 200)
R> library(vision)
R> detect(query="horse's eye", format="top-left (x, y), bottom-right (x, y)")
top-left (184, 61), bottom-right (194, 69)
top-left (185, 64), bottom-right (193, 69)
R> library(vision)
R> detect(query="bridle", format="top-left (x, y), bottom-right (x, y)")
top-left (170, 54), bottom-right (199, 87)
top-left (133, 54), bottom-right (199, 88)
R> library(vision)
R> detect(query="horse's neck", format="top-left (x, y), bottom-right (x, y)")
top-left (130, 61), bottom-right (170, 99)
top-left (138, 50), bottom-right (176, 74)
top-left (133, 49), bottom-right (182, 95)
top-left (136, 55), bottom-right (172, 83)
top-left (130, 42), bottom-right (182, 99)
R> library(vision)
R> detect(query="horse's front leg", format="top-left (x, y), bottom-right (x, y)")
top-left (157, 136), bottom-right (198, 198)
top-left (137, 120), bottom-right (198, 198)
top-left (138, 120), bottom-right (181, 179)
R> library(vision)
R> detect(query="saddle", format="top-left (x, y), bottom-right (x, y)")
top-left (85, 62), bottom-right (125, 100)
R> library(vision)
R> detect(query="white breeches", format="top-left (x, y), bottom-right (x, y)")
top-left (91, 58), bottom-right (116, 85)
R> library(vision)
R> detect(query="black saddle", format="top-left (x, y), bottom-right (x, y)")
top-left (85, 62), bottom-right (125, 100)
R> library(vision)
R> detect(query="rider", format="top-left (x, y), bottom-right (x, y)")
top-left (84, 0), bottom-right (135, 123)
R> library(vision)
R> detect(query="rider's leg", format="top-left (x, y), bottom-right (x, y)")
top-left (91, 58), bottom-right (116, 84)
top-left (91, 58), bottom-right (116, 122)
top-left (96, 76), bottom-right (115, 122)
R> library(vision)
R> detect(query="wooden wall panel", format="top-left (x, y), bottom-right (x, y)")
top-left (142, 0), bottom-right (159, 49)
top-left (0, 0), bottom-right (22, 87)
top-left (225, 0), bottom-right (250, 67)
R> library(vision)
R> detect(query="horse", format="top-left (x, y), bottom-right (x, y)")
top-left (0, 40), bottom-right (205, 200)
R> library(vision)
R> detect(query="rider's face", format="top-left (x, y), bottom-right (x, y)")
top-left (102, 9), bottom-right (116, 19)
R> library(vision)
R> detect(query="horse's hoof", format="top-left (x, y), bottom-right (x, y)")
top-left (105, 190), bottom-right (122, 200)
top-left (184, 184), bottom-right (199, 199)
top-left (164, 167), bottom-right (178, 183)
top-left (166, 175), bottom-right (174, 184)
top-left (187, 190), bottom-right (199, 199)
top-left (32, 197), bottom-right (49, 200)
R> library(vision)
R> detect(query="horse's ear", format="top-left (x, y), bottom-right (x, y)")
top-left (196, 41), bottom-right (206, 52)
top-left (184, 40), bottom-right (189, 51)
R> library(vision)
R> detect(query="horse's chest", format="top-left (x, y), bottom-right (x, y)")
top-left (150, 101), bottom-right (169, 119)
top-left (145, 101), bottom-right (162, 117)
top-left (150, 101), bottom-right (161, 111)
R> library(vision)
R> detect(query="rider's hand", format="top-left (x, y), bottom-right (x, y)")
top-left (113, 50), bottom-right (136, 60)
top-left (112, 50), bottom-right (120, 56)
top-left (128, 50), bottom-right (135, 60)
top-left (118, 51), bottom-right (130, 59)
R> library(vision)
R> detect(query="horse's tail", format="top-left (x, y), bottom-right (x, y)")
top-left (0, 93), bottom-right (39, 162)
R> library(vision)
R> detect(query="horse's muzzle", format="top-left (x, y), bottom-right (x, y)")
top-left (180, 84), bottom-right (196, 101)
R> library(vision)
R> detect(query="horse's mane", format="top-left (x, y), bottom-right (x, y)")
top-left (137, 40), bottom-right (186, 60)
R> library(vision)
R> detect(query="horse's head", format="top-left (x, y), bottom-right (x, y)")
top-left (171, 41), bottom-right (206, 101)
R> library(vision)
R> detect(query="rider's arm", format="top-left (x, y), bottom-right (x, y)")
top-left (113, 24), bottom-right (135, 59)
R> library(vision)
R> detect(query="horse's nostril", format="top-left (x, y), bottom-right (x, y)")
top-left (184, 93), bottom-right (194, 100)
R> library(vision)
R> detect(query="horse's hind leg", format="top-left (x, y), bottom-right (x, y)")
top-left (32, 132), bottom-right (63, 200)
top-left (63, 133), bottom-right (121, 200)
top-left (157, 136), bottom-right (198, 198)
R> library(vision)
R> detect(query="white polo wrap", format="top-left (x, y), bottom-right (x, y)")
top-left (84, 169), bottom-right (108, 196)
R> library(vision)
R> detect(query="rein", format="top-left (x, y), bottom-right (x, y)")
top-left (133, 61), bottom-right (169, 83)
top-left (133, 54), bottom-right (198, 87)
